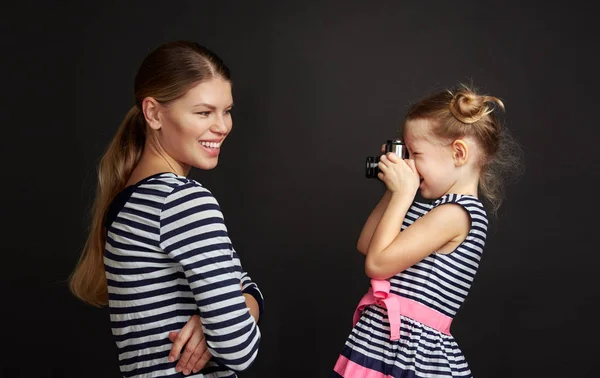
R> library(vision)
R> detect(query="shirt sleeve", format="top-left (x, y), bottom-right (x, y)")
top-left (234, 250), bottom-right (265, 324)
top-left (159, 182), bottom-right (260, 372)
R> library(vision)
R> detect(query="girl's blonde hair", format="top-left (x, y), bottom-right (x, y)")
top-left (403, 83), bottom-right (524, 213)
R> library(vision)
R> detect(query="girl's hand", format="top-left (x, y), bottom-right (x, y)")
top-left (168, 315), bottom-right (212, 375)
top-left (377, 152), bottom-right (420, 196)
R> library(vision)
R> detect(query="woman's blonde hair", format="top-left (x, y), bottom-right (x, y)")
top-left (69, 41), bottom-right (231, 306)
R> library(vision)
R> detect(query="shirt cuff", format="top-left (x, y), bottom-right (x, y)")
top-left (242, 287), bottom-right (264, 324)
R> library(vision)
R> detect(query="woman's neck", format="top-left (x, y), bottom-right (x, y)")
top-left (126, 141), bottom-right (189, 187)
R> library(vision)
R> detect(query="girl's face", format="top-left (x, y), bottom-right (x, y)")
top-left (156, 77), bottom-right (233, 171)
top-left (403, 119), bottom-right (460, 199)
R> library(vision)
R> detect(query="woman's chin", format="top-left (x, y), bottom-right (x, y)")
top-left (194, 158), bottom-right (219, 171)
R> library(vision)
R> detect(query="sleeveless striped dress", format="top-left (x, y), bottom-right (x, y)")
top-left (333, 193), bottom-right (488, 377)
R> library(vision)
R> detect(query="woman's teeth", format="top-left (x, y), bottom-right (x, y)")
top-left (200, 141), bottom-right (221, 149)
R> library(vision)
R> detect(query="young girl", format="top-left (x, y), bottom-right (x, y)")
top-left (333, 84), bottom-right (522, 377)
top-left (69, 41), bottom-right (263, 377)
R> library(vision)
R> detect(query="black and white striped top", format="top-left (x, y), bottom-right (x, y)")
top-left (336, 193), bottom-right (488, 377)
top-left (392, 193), bottom-right (488, 317)
top-left (103, 172), bottom-right (263, 378)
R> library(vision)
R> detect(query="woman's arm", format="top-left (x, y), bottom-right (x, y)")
top-left (242, 293), bottom-right (260, 322)
top-left (160, 183), bottom-right (260, 372)
top-left (238, 268), bottom-right (263, 323)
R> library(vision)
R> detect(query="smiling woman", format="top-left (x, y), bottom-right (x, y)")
top-left (69, 41), bottom-right (263, 378)
top-left (139, 77), bottom-right (234, 172)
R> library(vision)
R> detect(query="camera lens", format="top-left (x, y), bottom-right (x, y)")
top-left (365, 156), bottom-right (380, 178)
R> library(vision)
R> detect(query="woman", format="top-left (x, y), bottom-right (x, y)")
top-left (70, 40), bottom-right (263, 377)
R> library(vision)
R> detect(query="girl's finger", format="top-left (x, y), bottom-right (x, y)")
top-left (386, 152), bottom-right (399, 163)
top-left (378, 161), bottom-right (388, 173)
top-left (404, 158), bottom-right (417, 172)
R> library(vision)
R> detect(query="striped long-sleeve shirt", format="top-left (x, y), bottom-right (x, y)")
top-left (103, 172), bottom-right (263, 378)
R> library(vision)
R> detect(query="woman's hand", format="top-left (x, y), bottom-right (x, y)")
top-left (168, 315), bottom-right (212, 375)
top-left (377, 152), bottom-right (420, 196)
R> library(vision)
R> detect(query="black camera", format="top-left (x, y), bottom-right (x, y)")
top-left (365, 139), bottom-right (409, 179)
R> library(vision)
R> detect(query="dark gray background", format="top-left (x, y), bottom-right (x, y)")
top-left (3, 1), bottom-right (598, 377)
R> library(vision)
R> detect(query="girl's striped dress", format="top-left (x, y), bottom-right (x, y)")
top-left (104, 172), bottom-right (263, 378)
top-left (333, 193), bottom-right (487, 377)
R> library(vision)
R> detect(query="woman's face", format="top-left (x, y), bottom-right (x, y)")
top-left (156, 76), bottom-right (233, 171)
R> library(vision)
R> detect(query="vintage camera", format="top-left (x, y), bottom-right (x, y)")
top-left (365, 139), bottom-right (409, 179)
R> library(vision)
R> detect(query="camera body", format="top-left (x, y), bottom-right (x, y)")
top-left (365, 139), bottom-right (409, 179)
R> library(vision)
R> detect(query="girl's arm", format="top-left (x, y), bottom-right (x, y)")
top-left (365, 201), bottom-right (470, 279)
top-left (364, 152), bottom-right (470, 279)
top-left (356, 189), bottom-right (393, 255)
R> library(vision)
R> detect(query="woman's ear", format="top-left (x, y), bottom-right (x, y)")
top-left (142, 97), bottom-right (162, 130)
top-left (452, 139), bottom-right (469, 167)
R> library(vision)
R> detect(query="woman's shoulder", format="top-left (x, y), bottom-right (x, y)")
top-left (148, 173), bottom-right (221, 209)
top-left (132, 172), bottom-right (215, 207)
top-left (138, 172), bottom-right (208, 193)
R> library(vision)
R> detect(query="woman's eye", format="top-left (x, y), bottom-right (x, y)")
top-left (195, 111), bottom-right (210, 116)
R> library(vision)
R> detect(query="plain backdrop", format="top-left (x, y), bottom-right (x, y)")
top-left (3, 1), bottom-right (599, 377)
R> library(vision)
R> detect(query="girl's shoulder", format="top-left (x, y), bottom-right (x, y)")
top-left (430, 193), bottom-right (488, 225)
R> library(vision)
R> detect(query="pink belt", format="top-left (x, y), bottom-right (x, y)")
top-left (353, 279), bottom-right (453, 341)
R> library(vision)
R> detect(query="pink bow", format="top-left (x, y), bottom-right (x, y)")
top-left (353, 279), bottom-right (401, 341)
